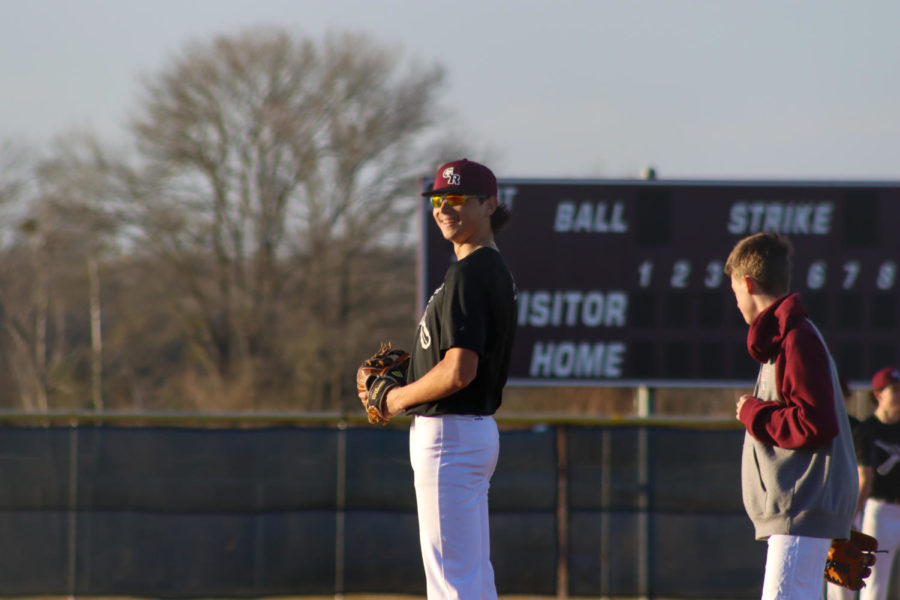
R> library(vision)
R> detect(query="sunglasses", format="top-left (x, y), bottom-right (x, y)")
top-left (429, 194), bottom-right (482, 209)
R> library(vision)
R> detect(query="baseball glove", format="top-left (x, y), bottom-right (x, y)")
top-left (824, 530), bottom-right (880, 590)
top-left (356, 341), bottom-right (410, 425)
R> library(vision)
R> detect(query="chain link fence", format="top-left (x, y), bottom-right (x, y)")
top-left (0, 412), bottom-right (888, 598)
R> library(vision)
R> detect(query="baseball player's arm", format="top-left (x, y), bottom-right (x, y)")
top-left (739, 331), bottom-right (839, 449)
top-left (856, 465), bottom-right (874, 518)
top-left (382, 347), bottom-right (478, 418)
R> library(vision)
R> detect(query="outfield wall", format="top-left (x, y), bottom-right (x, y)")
top-left (0, 415), bottom-right (869, 598)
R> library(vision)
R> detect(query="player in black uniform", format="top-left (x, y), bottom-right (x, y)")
top-left (378, 159), bottom-right (516, 599)
top-left (858, 366), bottom-right (900, 600)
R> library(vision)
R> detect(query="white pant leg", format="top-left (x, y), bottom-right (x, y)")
top-left (761, 534), bottom-right (832, 600)
top-left (410, 414), bottom-right (499, 600)
top-left (860, 499), bottom-right (900, 600)
top-left (479, 471), bottom-right (496, 599)
top-left (827, 580), bottom-right (858, 600)
top-left (827, 513), bottom-right (863, 600)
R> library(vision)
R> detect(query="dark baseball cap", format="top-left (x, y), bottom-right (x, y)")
top-left (872, 366), bottom-right (900, 390)
top-left (423, 158), bottom-right (497, 198)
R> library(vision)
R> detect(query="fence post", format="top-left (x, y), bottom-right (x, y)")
top-left (556, 425), bottom-right (568, 599)
top-left (334, 423), bottom-right (347, 599)
top-left (636, 386), bottom-right (654, 600)
top-left (600, 426), bottom-right (612, 599)
top-left (67, 424), bottom-right (79, 600)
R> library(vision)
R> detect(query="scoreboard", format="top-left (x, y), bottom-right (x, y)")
top-left (420, 179), bottom-right (900, 388)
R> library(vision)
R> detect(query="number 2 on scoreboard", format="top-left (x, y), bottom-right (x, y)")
top-left (636, 259), bottom-right (725, 289)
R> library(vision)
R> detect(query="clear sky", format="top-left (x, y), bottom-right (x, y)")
top-left (2, 0), bottom-right (898, 180)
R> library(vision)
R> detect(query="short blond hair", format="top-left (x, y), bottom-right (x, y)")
top-left (724, 232), bottom-right (793, 295)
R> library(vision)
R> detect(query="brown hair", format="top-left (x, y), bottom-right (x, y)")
top-left (490, 203), bottom-right (512, 234)
top-left (475, 196), bottom-right (511, 235)
top-left (723, 232), bottom-right (794, 295)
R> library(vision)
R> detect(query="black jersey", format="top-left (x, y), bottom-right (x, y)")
top-left (406, 247), bottom-right (517, 416)
top-left (858, 416), bottom-right (900, 504)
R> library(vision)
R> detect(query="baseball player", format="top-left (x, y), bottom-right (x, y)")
top-left (725, 232), bottom-right (858, 600)
top-left (857, 367), bottom-right (900, 600)
top-left (375, 159), bottom-right (516, 599)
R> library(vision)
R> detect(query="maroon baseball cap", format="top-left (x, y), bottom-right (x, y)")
top-left (424, 158), bottom-right (497, 198)
top-left (872, 366), bottom-right (900, 390)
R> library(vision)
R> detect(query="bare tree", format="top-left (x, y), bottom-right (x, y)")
top-left (0, 141), bottom-right (42, 408)
top-left (0, 134), bottom-right (123, 409)
top-left (36, 134), bottom-right (122, 408)
top-left (126, 28), bottom-right (449, 409)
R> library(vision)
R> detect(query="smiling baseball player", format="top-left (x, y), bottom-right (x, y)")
top-left (365, 159), bottom-right (516, 599)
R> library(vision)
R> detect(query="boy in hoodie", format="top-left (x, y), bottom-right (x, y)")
top-left (725, 232), bottom-right (858, 600)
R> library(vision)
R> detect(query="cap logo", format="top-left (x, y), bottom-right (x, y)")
top-left (442, 167), bottom-right (461, 186)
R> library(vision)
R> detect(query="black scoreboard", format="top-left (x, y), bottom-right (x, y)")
top-left (420, 179), bottom-right (900, 388)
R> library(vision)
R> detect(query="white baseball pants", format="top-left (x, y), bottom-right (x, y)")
top-left (860, 498), bottom-right (900, 600)
top-left (410, 414), bottom-right (499, 600)
top-left (761, 534), bottom-right (831, 600)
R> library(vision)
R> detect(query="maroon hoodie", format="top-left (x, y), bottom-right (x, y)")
top-left (738, 292), bottom-right (839, 449)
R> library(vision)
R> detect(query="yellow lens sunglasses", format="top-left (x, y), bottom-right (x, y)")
top-left (430, 194), bottom-right (478, 209)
